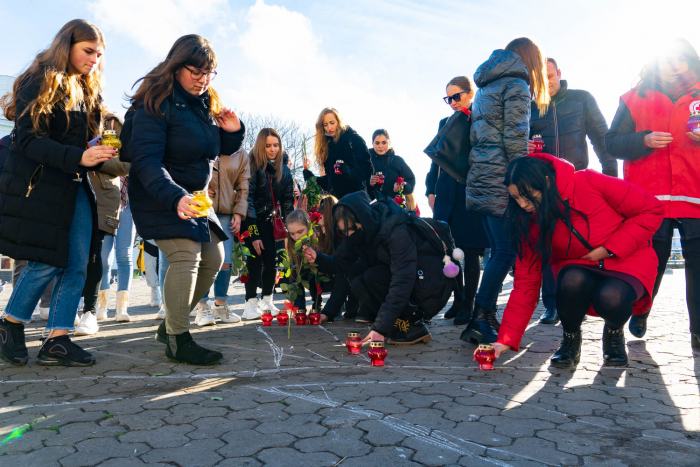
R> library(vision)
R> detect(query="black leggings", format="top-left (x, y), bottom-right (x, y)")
top-left (556, 266), bottom-right (637, 333)
top-left (82, 231), bottom-right (106, 314)
top-left (462, 249), bottom-right (481, 307)
top-left (244, 220), bottom-right (277, 300)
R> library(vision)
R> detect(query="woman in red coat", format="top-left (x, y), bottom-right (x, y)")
top-left (488, 154), bottom-right (664, 368)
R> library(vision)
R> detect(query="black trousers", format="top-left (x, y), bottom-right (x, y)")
top-left (82, 231), bottom-right (107, 314)
top-left (351, 264), bottom-right (421, 325)
top-left (651, 220), bottom-right (700, 334)
top-left (244, 220), bottom-right (277, 300)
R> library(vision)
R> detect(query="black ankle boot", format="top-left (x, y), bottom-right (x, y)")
top-left (444, 291), bottom-right (462, 320)
top-left (155, 320), bottom-right (167, 344)
top-left (692, 333), bottom-right (700, 350)
top-left (0, 319), bottom-right (28, 366)
top-left (460, 304), bottom-right (499, 345)
top-left (165, 332), bottom-right (223, 365)
top-left (628, 312), bottom-right (648, 338)
top-left (550, 330), bottom-right (582, 368)
top-left (539, 308), bottom-right (559, 325)
top-left (453, 300), bottom-right (473, 326)
top-left (603, 325), bottom-right (628, 366)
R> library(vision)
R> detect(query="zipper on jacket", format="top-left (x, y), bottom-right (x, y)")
top-left (553, 102), bottom-right (560, 158)
top-left (26, 164), bottom-right (44, 197)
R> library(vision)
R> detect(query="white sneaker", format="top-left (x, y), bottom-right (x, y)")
top-left (155, 304), bottom-right (166, 320)
top-left (39, 306), bottom-right (50, 321)
top-left (241, 298), bottom-right (263, 320)
top-left (150, 287), bottom-right (162, 308)
top-left (189, 307), bottom-right (197, 318)
top-left (75, 312), bottom-right (99, 336)
top-left (74, 313), bottom-right (80, 327)
top-left (211, 301), bottom-right (241, 323)
top-left (96, 290), bottom-right (109, 320)
top-left (115, 291), bottom-right (131, 322)
top-left (194, 302), bottom-right (216, 326)
top-left (260, 295), bottom-right (280, 316)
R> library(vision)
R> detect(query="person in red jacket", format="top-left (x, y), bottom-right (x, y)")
top-left (486, 154), bottom-right (664, 368)
top-left (606, 38), bottom-right (700, 349)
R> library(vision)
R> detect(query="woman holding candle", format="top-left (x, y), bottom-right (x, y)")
top-left (368, 129), bottom-right (415, 200)
top-left (489, 154), bottom-right (664, 368)
top-left (129, 34), bottom-right (245, 365)
top-left (606, 38), bottom-right (700, 349)
top-left (0, 20), bottom-right (115, 366)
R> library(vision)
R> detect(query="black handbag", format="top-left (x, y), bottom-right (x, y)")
top-left (423, 109), bottom-right (472, 184)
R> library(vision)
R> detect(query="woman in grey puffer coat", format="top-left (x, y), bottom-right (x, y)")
top-left (461, 38), bottom-right (549, 346)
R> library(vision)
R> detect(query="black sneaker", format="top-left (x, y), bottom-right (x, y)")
top-left (386, 319), bottom-right (432, 345)
top-left (0, 319), bottom-right (29, 366)
top-left (165, 332), bottom-right (223, 365)
top-left (155, 320), bottom-right (167, 344)
top-left (37, 335), bottom-right (95, 367)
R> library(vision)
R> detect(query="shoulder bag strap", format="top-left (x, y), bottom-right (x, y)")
top-left (267, 173), bottom-right (278, 213)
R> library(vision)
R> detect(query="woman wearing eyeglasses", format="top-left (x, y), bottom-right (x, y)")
top-left (426, 76), bottom-right (489, 326)
top-left (129, 35), bottom-right (245, 365)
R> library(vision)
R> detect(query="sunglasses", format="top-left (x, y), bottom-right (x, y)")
top-left (443, 90), bottom-right (468, 104)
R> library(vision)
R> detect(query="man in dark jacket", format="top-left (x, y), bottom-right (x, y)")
top-left (528, 58), bottom-right (619, 325)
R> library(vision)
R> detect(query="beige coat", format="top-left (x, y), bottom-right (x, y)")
top-left (209, 149), bottom-right (250, 217)
top-left (89, 114), bottom-right (130, 235)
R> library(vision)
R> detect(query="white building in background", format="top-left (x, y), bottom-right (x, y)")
top-left (0, 75), bottom-right (14, 136)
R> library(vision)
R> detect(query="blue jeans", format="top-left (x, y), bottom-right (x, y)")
top-left (200, 213), bottom-right (233, 303)
top-left (100, 204), bottom-right (134, 291)
top-left (476, 215), bottom-right (516, 311)
top-left (159, 249), bottom-right (169, 299)
top-left (5, 185), bottom-right (92, 329)
top-left (541, 262), bottom-right (556, 310)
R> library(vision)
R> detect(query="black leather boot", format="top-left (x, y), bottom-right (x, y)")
top-left (692, 333), bottom-right (700, 350)
top-left (155, 320), bottom-right (167, 344)
top-left (444, 271), bottom-right (464, 320)
top-left (453, 299), bottom-right (473, 326)
top-left (603, 325), bottom-right (628, 366)
top-left (628, 312), bottom-right (648, 338)
top-left (550, 330), bottom-right (582, 368)
top-left (539, 307), bottom-right (559, 325)
top-left (165, 331), bottom-right (223, 365)
top-left (460, 304), bottom-right (499, 345)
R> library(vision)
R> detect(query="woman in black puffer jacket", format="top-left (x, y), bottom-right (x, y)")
top-left (368, 129), bottom-right (416, 200)
top-left (461, 37), bottom-right (549, 346)
top-left (304, 107), bottom-right (373, 199)
top-left (241, 128), bottom-right (294, 320)
top-left (130, 35), bottom-right (245, 365)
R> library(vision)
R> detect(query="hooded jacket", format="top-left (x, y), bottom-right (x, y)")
top-left (467, 49), bottom-right (531, 217)
top-left (368, 148), bottom-right (415, 199)
top-left (498, 154), bottom-right (665, 351)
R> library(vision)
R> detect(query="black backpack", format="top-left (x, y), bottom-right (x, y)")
top-left (118, 101), bottom-right (171, 163)
top-left (407, 212), bottom-right (456, 259)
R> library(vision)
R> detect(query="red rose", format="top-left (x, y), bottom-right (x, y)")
top-left (316, 283), bottom-right (322, 295)
top-left (240, 274), bottom-right (249, 283)
top-left (308, 206), bottom-right (318, 214)
top-left (309, 212), bottom-right (322, 224)
top-left (396, 177), bottom-right (405, 185)
top-left (394, 196), bottom-right (404, 205)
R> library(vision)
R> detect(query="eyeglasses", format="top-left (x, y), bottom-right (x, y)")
top-left (443, 90), bottom-right (468, 104)
top-left (183, 65), bottom-right (217, 81)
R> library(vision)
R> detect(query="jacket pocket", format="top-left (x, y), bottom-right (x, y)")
top-left (25, 164), bottom-right (44, 197)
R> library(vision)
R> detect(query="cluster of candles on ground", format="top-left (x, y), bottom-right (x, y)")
top-left (260, 309), bottom-right (322, 326)
top-left (345, 333), bottom-right (387, 366)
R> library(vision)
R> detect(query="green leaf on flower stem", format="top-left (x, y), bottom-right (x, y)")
top-left (311, 238), bottom-right (319, 246)
top-left (290, 291), bottom-right (297, 301)
top-left (280, 283), bottom-right (288, 291)
top-left (319, 276), bottom-right (331, 282)
top-left (302, 281), bottom-right (310, 289)
top-left (285, 269), bottom-right (291, 278)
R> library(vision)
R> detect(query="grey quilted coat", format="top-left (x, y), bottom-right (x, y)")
top-left (467, 49), bottom-right (531, 217)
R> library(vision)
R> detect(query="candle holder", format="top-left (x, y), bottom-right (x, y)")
top-left (307, 311), bottom-right (321, 325)
top-left (294, 310), bottom-right (307, 325)
top-left (368, 341), bottom-right (387, 367)
top-left (474, 344), bottom-right (496, 371)
top-left (100, 129), bottom-right (122, 157)
top-left (276, 310), bottom-right (289, 326)
top-left (532, 135), bottom-right (544, 152)
top-left (345, 332), bottom-right (362, 355)
top-left (191, 191), bottom-right (213, 218)
top-left (688, 111), bottom-right (700, 134)
top-left (375, 172), bottom-right (385, 188)
top-left (261, 310), bottom-right (273, 326)
top-left (334, 160), bottom-right (344, 175)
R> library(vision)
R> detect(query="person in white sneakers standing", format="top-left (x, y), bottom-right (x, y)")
top-left (193, 148), bottom-right (250, 325)
top-left (241, 129), bottom-right (294, 320)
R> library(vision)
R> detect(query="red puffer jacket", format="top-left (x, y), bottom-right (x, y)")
top-left (498, 153), bottom-right (665, 351)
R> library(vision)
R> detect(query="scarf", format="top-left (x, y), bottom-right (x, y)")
top-left (120, 176), bottom-right (129, 212)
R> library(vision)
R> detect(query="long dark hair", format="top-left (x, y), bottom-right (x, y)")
top-left (504, 157), bottom-right (587, 267)
top-left (638, 38), bottom-right (700, 97)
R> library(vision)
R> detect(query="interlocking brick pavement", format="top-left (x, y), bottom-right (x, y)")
top-left (0, 271), bottom-right (698, 466)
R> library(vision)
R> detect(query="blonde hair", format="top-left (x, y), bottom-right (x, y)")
top-left (0, 19), bottom-right (105, 138)
top-left (506, 37), bottom-right (550, 114)
top-left (251, 128), bottom-right (285, 182)
top-left (284, 210), bottom-right (316, 264)
top-left (129, 34), bottom-right (223, 119)
top-left (313, 107), bottom-right (345, 167)
top-left (404, 193), bottom-right (417, 211)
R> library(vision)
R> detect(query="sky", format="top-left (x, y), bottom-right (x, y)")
top-left (1, 0), bottom-right (698, 213)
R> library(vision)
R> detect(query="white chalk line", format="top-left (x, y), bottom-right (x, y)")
top-left (256, 326), bottom-right (284, 368)
top-left (317, 324), bottom-right (341, 342)
top-left (307, 349), bottom-right (338, 363)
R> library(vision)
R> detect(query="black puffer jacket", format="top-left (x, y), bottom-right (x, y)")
top-left (0, 74), bottom-right (102, 268)
top-left (304, 126), bottom-right (373, 199)
top-left (467, 49), bottom-right (531, 217)
top-left (246, 159), bottom-right (294, 224)
top-left (128, 81), bottom-right (245, 242)
top-left (368, 148), bottom-right (415, 199)
top-left (529, 80), bottom-right (617, 176)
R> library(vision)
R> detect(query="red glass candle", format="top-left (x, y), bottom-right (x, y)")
top-left (334, 160), bottom-right (344, 175)
top-left (688, 111), bottom-right (700, 134)
top-left (345, 332), bottom-right (362, 355)
top-left (532, 135), bottom-right (544, 152)
top-left (375, 172), bottom-right (384, 188)
top-left (277, 310), bottom-right (289, 326)
top-left (261, 310), bottom-right (273, 326)
top-left (368, 341), bottom-right (387, 367)
top-left (294, 311), bottom-right (307, 325)
top-left (308, 311), bottom-right (321, 325)
top-left (474, 344), bottom-right (496, 371)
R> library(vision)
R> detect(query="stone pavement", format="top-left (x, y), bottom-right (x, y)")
top-left (0, 271), bottom-right (699, 467)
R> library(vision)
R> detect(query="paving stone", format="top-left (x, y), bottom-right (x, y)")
top-left (356, 419), bottom-right (408, 446)
top-left (255, 413), bottom-right (328, 438)
top-left (119, 423), bottom-right (194, 448)
top-left (218, 429), bottom-right (295, 457)
top-left (214, 458), bottom-right (263, 467)
top-left (58, 438), bottom-right (150, 467)
top-left (495, 437), bottom-right (580, 466)
top-left (139, 439), bottom-right (225, 466)
top-left (112, 410), bottom-right (170, 430)
top-left (295, 427), bottom-right (371, 457)
top-left (255, 447), bottom-right (339, 467)
top-left (0, 427), bottom-right (56, 454)
top-left (0, 446), bottom-right (74, 467)
top-left (403, 435), bottom-right (463, 465)
top-left (340, 446), bottom-right (420, 466)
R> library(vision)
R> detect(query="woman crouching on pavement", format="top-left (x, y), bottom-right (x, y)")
top-left (488, 154), bottom-right (664, 368)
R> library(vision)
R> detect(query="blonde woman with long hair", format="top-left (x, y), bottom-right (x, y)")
top-left (130, 34), bottom-right (245, 365)
top-left (0, 19), bottom-right (116, 367)
top-left (460, 37), bottom-right (548, 346)
top-left (241, 128), bottom-right (294, 319)
top-left (304, 107), bottom-right (373, 199)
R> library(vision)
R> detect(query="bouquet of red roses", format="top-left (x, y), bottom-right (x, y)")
top-left (393, 176), bottom-right (406, 208)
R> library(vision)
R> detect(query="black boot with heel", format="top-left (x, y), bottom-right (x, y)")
top-left (550, 330), bottom-right (582, 368)
top-left (460, 304), bottom-right (499, 345)
top-left (603, 325), bottom-right (628, 366)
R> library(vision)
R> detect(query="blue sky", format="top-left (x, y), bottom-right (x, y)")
top-left (1, 0), bottom-right (697, 211)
